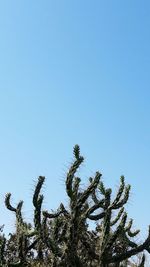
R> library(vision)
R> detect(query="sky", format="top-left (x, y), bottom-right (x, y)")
top-left (0, 1), bottom-right (150, 243)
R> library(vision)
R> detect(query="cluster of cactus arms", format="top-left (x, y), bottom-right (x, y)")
top-left (0, 145), bottom-right (149, 266)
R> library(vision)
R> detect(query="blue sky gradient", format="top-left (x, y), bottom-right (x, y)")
top-left (0, 1), bottom-right (150, 239)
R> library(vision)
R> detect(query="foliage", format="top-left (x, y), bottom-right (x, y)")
top-left (0, 145), bottom-right (149, 266)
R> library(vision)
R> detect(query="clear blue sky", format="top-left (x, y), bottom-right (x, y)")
top-left (0, 1), bottom-right (150, 239)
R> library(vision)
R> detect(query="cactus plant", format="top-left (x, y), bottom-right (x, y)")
top-left (0, 145), bottom-right (149, 266)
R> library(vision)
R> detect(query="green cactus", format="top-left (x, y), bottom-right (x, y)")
top-left (0, 145), bottom-right (150, 266)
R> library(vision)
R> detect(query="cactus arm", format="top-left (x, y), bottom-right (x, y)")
top-left (5, 193), bottom-right (16, 212)
top-left (112, 185), bottom-right (131, 209)
top-left (66, 145), bottom-right (84, 199)
top-left (106, 212), bottom-right (127, 252)
top-left (110, 207), bottom-right (124, 226)
top-left (107, 226), bottom-right (150, 264)
top-left (110, 176), bottom-right (125, 208)
top-left (77, 172), bottom-right (101, 209)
